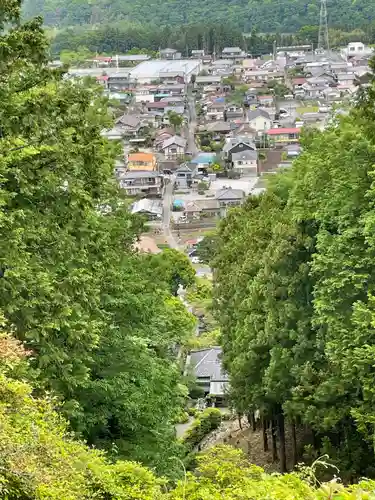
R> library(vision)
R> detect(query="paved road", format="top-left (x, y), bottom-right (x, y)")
top-left (162, 175), bottom-right (180, 249)
top-left (185, 86), bottom-right (198, 154)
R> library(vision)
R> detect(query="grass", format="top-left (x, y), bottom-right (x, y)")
top-left (296, 106), bottom-right (319, 114)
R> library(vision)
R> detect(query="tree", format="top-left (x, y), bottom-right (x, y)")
top-left (0, 0), bottom-right (195, 475)
top-left (167, 110), bottom-right (184, 132)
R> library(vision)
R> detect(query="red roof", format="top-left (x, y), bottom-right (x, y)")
top-left (258, 95), bottom-right (273, 99)
top-left (93, 56), bottom-right (112, 62)
top-left (292, 77), bottom-right (306, 85)
top-left (147, 102), bottom-right (168, 109)
top-left (96, 75), bottom-right (109, 81)
top-left (266, 128), bottom-right (300, 135)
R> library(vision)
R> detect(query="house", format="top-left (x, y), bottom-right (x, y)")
top-left (231, 149), bottom-right (258, 176)
top-left (131, 198), bottom-right (163, 219)
top-left (127, 152), bottom-right (157, 171)
top-left (292, 77), bottom-right (307, 90)
top-left (205, 101), bottom-right (225, 121)
top-left (221, 47), bottom-right (246, 60)
top-left (154, 128), bottom-right (175, 149)
top-left (205, 121), bottom-right (232, 136)
top-left (101, 127), bottom-right (125, 141)
top-left (336, 72), bottom-right (356, 86)
top-left (186, 347), bottom-right (229, 401)
top-left (175, 163), bottom-right (195, 189)
top-left (266, 127), bottom-right (300, 145)
top-left (160, 135), bottom-right (187, 159)
top-left (247, 109), bottom-right (272, 132)
top-left (160, 48), bottom-right (181, 60)
top-left (183, 199), bottom-right (220, 220)
top-left (191, 49), bottom-right (205, 58)
top-left (146, 101), bottom-right (169, 112)
top-left (222, 137), bottom-right (257, 160)
top-left (120, 171), bottom-right (163, 197)
top-left (257, 95), bottom-right (273, 107)
top-left (216, 188), bottom-right (245, 216)
top-left (195, 75), bottom-right (222, 86)
top-left (234, 122), bottom-right (257, 139)
top-left (115, 114), bottom-right (142, 136)
top-left (190, 152), bottom-right (216, 174)
top-left (342, 42), bottom-right (373, 59)
top-left (225, 103), bottom-right (244, 121)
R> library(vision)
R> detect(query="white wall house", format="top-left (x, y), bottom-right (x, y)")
top-left (247, 109), bottom-right (272, 132)
top-left (231, 149), bottom-right (258, 176)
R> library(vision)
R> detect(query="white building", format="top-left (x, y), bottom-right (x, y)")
top-left (128, 59), bottom-right (201, 84)
top-left (341, 42), bottom-right (373, 59)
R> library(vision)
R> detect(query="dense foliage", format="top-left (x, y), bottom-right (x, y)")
top-left (213, 61), bottom-right (375, 479)
top-left (23, 0), bottom-right (375, 33)
top-left (0, 0), bottom-right (196, 476)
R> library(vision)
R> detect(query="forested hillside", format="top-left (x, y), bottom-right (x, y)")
top-left (212, 64), bottom-right (375, 480)
top-left (23, 0), bottom-right (375, 33)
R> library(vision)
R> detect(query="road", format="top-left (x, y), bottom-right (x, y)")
top-left (162, 85), bottom-right (198, 248)
top-left (184, 85), bottom-right (199, 154)
top-left (162, 174), bottom-right (179, 249)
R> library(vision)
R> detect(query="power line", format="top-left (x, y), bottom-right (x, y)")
top-left (318, 0), bottom-right (329, 52)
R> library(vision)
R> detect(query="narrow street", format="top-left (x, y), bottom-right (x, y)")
top-left (162, 84), bottom-right (198, 248)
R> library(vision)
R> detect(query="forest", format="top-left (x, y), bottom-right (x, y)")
top-left (22, 0), bottom-right (375, 33)
top-left (212, 60), bottom-right (375, 481)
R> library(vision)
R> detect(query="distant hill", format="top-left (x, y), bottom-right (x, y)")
top-left (22, 0), bottom-right (375, 32)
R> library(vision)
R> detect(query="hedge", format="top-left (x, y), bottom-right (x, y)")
top-left (182, 408), bottom-right (222, 451)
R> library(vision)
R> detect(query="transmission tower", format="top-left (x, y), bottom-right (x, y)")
top-left (318, 0), bottom-right (329, 52)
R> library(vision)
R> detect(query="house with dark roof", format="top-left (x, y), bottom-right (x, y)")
top-left (222, 137), bottom-right (257, 159)
top-left (216, 187), bottom-right (245, 215)
top-left (186, 347), bottom-right (229, 400)
top-left (247, 109), bottom-right (272, 132)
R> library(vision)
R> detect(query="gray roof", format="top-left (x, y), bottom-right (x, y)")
top-left (122, 171), bottom-right (160, 180)
top-left (160, 135), bottom-right (187, 149)
top-left (222, 137), bottom-right (256, 153)
top-left (247, 109), bottom-right (271, 121)
top-left (231, 149), bottom-right (258, 161)
top-left (189, 347), bottom-right (228, 381)
top-left (115, 55), bottom-right (150, 61)
top-left (131, 198), bottom-right (162, 216)
top-left (196, 75), bottom-right (222, 83)
top-left (222, 47), bottom-right (242, 53)
top-left (216, 188), bottom-right (245, 200)
top-left (116, 114), bottom-right (141, 128)
top-left (205, 121), bottom-right (232, 133)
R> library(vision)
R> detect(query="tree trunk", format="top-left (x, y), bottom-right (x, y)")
top-left (247, 412), bottom-right (256, 432)
top-left (262, 417), bottom-right (269, 452)
top-left (238, 414), bottom-right (242, 430)
top-left (271, 420), bottom-right (278, 461)
top-left (291, 421), bottom-right (297, 467)
top-left (277, 413), bottom-right (287, 473)
top-left (252, 413), bottom-right (256, 432)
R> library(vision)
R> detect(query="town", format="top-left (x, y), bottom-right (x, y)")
top-left (65, 41), bottom-right (372, 253)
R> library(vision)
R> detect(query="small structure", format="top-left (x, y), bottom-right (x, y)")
top-left (115, 114), bottom-right (142, 136)
top-left (184, 199), bottom-right (220, 220)
top-left (231, 149), bottom-right (258, 176)
top-left (160, 48), bottom-right (182, 60)
top-left (266, 127), bottom-right (300, 145)
top-left (216, 187), bottom-right (245, 215)
top-left (186, 347), bottom-right (229, 403)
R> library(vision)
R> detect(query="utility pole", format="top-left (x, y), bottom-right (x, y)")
top-left (318, 0), bottom-right (329, 52)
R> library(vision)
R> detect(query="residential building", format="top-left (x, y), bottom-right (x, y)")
top-left (131, 198), bottom-right (163, 219)
top-left (205, 101), bottom-right (226, 121)
top-left (160, 48), bottom-right (181, 60)
top-left (247, 109), bottom-right (272, 132)
top-left (115, 114), bottom-right (142, 136)
top-left (127, 152), bottom-right (157, 171)
top-left (257, 95), bottom-right (274, 106)
top-left (225, 103), bottom-right (244, 121)
top-left (175, 163), bottom-right (195, 189)
top-left (185, 347), bottom-right (229, 401)
top-left (183, 199), bottom-right (220, 219)
top-left (120, 171), bottom-right (163, 197)
top-left (159, 135), bottom-right (187, 159)
top-left (195, 75), bottom-right (222, 86)
top-left (222, 137), bottom-right (257, 160)
top-left (231, 149), bottom-right (258, 176)
top-left (216, 188), bottom-right (245, 216)
top-left (221, 47), bottom-right (246, 61)
top-left (266, 127), bottom-right (300, 144)
top-left (190, 152), bottom-right (216, 174)
top-left (191, 49), bottom-right (205, 58)
top-left (342, 42), bottom-right (373, 60)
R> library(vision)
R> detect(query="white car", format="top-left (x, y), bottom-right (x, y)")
top-left (190, 256), bottom-right (201, 264)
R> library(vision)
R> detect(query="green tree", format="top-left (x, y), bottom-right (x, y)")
top-left (167, 110), bottom-right (184, 132)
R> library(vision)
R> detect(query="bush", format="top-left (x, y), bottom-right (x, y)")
top-left (174, 410), bottom-right (190, 424)
top-left (182, 408), bottom-right (222, 451)
top-left (187, 407), bottom-right (200, 417)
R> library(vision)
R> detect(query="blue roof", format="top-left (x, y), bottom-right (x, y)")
top-left (173, 199), bottom-right (184, 207)
top-left (191, 152), bottom-right (216, 164)
top-left (215, 97), bottom-right (225, 102)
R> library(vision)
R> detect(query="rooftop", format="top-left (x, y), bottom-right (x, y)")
top-left (129, 59), bottom-right (200, 79)
top-left (266, 128), bottom-right (300, 135)
top-left (128, 152), bottom-right (156, 162)
top-left (189, 347), bottom-right (228, 381)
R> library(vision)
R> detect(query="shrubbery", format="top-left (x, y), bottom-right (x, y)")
top-left (182, 408), bottom-right (222, 451)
